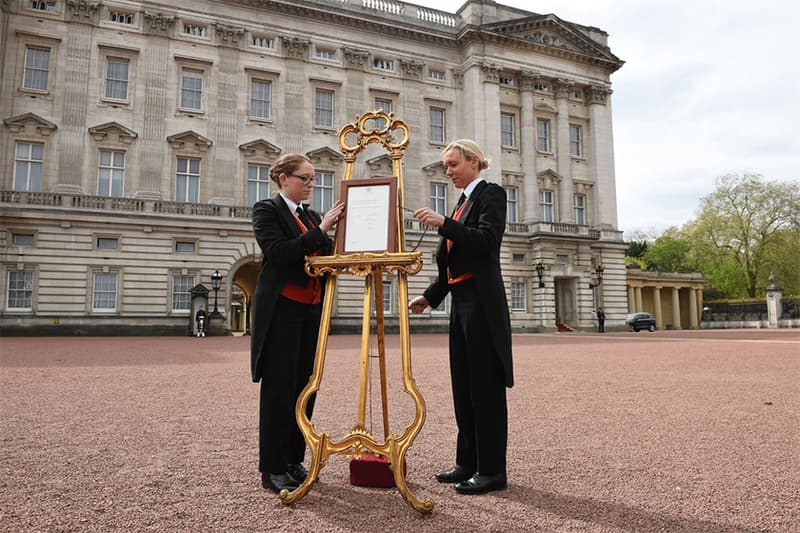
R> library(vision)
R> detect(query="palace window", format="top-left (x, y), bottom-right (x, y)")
top-left (104, 58), bottom-right (129, 100)
top-left (183, 24), bottom-right (208, 38)
top-left (429, 107), bottom-right (445, 143)
top-left (569, 124), bottom-right (583, 157)
top-left (373, 58), bottom-right (393, 71)
top-left (429, 70), bottom-right (445, 81)
top-left (251, 36), bottom-right (274, 49)
top-left (96, 237), bottom-right (118, 250)
top-left (501, 112), bottom-right (516, 147)
top-left (172, 273), bottom-right (195, 311)
top-left (430, 182), bottom-right (447, 215)
top-left (312, 171), bottom-right (335, 212)
top-left (176, 157), bottom-right (201, 203)
top-left (314, 89), bottom-right (334, 128)
top-left (12, 233), bottom-right (35, 247)
top-left (180, 69), bottom-right (204, 110)
top-left (536, 119), bottom-right (551, 152)
top-left (539, 190), bottom-right (554, 222)
top-left (92, 272), bottom-right (118, 312)
top-left (574, 194), bottom-right (586, 225)
top-left (505, 186), bottom-right (518, 223)
top-left (23, 47), bottom-right (50, 91)
top-left (31, 1), bottom-right (55, 11)
top-left (13, 142), bottom-right (43, 192)
top-left (97, 150), bottom-right (125, 197)
top-left (109, 11), bottom-right (134, 24)
top-left (7, 271), bottom-right (34, 311)
top-left (315, 48), bottom-right (336, 60)
top-left (382, 280), bottom-right (393, 315)
top-left (511, 281), bottom-right (527, 312)
top-left (249, 79), bottom-right (272, 120)
top-left (248, 163), bottom-right (270, 205)
top-left (175, 241), bottom-right (196, 253)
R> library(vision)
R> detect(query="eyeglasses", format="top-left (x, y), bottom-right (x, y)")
top-left (288, 174), bottom-right (315, 184)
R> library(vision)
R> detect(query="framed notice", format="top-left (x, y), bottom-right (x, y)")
top-left (336, 176), bottom-right (398, 254)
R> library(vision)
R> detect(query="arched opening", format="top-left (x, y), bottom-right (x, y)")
top-left (230, 258), bottom-right (260, 335)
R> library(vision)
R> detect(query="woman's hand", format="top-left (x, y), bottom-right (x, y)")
top-left (320, 201), bottom-right (345, 232)
top-left (408, 296), bottom-right (430, 314)
top-left (413, 207), bottom-right (445, 228)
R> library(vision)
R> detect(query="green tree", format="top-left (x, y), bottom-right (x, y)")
top-left (691, 173), bottom-right (799, 297)
top-left (642, 227), bottom-right (696, 272)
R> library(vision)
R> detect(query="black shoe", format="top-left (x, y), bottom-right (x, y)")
top-left (287, 463), bottom-right (308, 483)
top-left (435, 465), bottom-right (475, 484)
top-left (261, 472), bottom-right (300, 494)
top-left (454, 472), bottom-right (507, 495)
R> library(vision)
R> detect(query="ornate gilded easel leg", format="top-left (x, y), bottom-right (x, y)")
top-left (280, 432), bottom-right (330, 505)
top-left (388, 438), bottom-right (435, 515)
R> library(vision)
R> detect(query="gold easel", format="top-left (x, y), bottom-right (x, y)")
top-left (279, 111), bottom-right (434, 515)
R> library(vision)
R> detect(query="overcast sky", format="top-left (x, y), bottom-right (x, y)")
top-left (413, 0), bottom-right (800, 237)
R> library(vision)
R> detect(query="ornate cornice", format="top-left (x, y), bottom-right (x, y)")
top-left (88, 122), bottom-right (138, 144)
top-left (281, 36), bottom-right (310, 59)
top-left (517, 69), bottom-right (539, 90)
top-left (167, 130), bottom-right (213, 151)
top-left (239, 139), bottom-right (281, 158)
top-left (585, 85), bottom-right (612, 105)
top-left (65, 0), bottom-right (99, 22)
top-left (143, 11), bottom-right (176, 35)
top-left (4, 112), bottom-right (58, 135)
top-left (481, 62), bottom-right (501, 83)
top-left (554, 78), bottom-right (575, 98)
top-left (214, 24), bottom-right (246, 48)
top-left (399, 59), bottom-right (425, 79)
top-left (343, 47), bottom-right (370, 69)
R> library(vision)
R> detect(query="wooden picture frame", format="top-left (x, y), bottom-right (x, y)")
top-left (336, 176), bottom-right (398, 254)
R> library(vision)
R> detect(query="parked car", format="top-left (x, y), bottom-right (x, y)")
top-left (626, 312), bottom-right (656, 332)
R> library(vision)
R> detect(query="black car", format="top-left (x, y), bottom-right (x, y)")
top-left (626, 312), bottom-right (656, 332)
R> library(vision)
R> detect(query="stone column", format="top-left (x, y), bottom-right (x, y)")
top-left (518, 71), bottom-right (538, 222)
top-left (634, 286), bottom-right (642, 313)
top-left (766, 274), bottom-right (783, 328)
top-left (653, 286), bottom-right (663, 330)
top-left (554, 79), bottom-right (574, 222)
top-left (586, 85), bottom-right (617, 228)
top-left (281, 37), bottom-right (311, 154)
top-left (627, 285), bottom-right (635, 312)
top-left (479, 63), bottom-right (502, 184)
top-left (212, 40), bottom-right (243, 205)
top-left (672, 287), bottom-right (681, 329)
top-left (689, 288), bottom-right (699, 329)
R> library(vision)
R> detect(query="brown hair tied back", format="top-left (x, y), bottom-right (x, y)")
top-left (444, 139), bottom-right (490, 171)
top-left (269, 153), bottom-right (312, 185)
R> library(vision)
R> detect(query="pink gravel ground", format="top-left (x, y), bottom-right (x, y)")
top-left (0, 329), bottom-right (798, 532)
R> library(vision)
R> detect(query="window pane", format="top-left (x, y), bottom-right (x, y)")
top-left (429, 108), bottom-right (445, 142)
top-left (23, 47), bottom-right (50, 90)
top-left (181, 70), bottom-right (203, 109)
top-left (105, 59), bottom-right (129, 100)
top-left (93, 272), bottom-right (118, 311)
top-left (501, 113), bottom-right (515, 147)
top-left (250, 79), bottom-right (271, 119)
top-left (315, 90), bottom-right (334, 128)
top-left (430, 182), bottom-right (446, 215)
top-left (312, 171), bottom-right (334, 212)
top-left (172, 274), bottom-right (194, 310)
top-left (7, 271), bottom-right (34, 309)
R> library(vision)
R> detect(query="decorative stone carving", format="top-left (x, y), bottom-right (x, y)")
top-left (422, 161), bottom-right (445, 177)
top-left (214, 24), bottom-right (246, 47)
top-left (88, 122), bottom-right (139, 144)
top-left (399, 59), bottom-right (424, 79)
top-left (3, 112), bottom-right (58, 136)
top-left (554, 78), bottom-right (575, 98)
top-left (537, 169), bottom-right (563, 189)
top-left (65, 0), bottom-right (99, 22)
top-left (524, 31), bottom-right (567, 50)
top-left (451, 67), bottom-right (464, 89)
top-left (166, 130), bottom-right (213, 152)
top-left (281, 36), bottom-right (310, 59)
top-left (239, 139), bottom-right (282, 158)
top-left (586, 85), bottom-right (612, 105)
top-left (481, 62), bottom-right (501, 83)
top-left (517, 69), bottom-right (539, 90)
top-left (306, 146), bottom-right (343, 168)
top-left (366, 154), bottom-right (393, 173)
top-left (143, 11), bottom-right (176, 35)
top-left (343, 47), bottom-right (370, 68)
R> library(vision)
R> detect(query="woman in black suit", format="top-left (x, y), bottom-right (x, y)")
top-left (250, 153), bottom-right (344, 494)
top-left (410, 139), bottom-right (513, 496)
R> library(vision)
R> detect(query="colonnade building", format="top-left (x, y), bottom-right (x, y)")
top-left (2, 0), bottom-right (639, 335)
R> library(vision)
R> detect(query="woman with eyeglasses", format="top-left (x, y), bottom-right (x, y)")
top-left (250, 152), bottom-right (344, 494)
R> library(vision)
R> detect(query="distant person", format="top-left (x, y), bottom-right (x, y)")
top-left (597, 307), bottom-right (606, 333)
top-left (195, 306), bottom-right (207, 338)
top-left (409, 139), bottom-right (513, 495)
top-left (250, 153), bottom-right (344, 494)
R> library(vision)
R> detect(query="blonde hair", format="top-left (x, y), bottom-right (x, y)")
top-left (269, 153), bottom-right (312, 185)
top-left (443, 139), bottom-right (490, 171)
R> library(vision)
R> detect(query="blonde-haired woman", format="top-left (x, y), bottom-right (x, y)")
top-left (251, 153), bottom-right (344, 494)
top-left (410, 139), bottom-right (513, 495)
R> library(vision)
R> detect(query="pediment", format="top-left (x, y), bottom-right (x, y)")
top-left (3, 112), bottom-right (57, 135)
top-left (239, 139), bottom-right (282, 158)
top-left (167, 130), bottom-right (213, 151)
top-left (366, 154), bottom-right (393, 172)
top-left (537, 168), bottom-right (563, 188)
top-left (306, 146), bottom-right (343, 167)
top-left (88, 121), bottom-right (138, 143)
top-left (422, 161), bottom-right (446, 177)
top-left (482, 14), bottom-right (622, 68)
top-left (535, 102), bottom-right (558, 114)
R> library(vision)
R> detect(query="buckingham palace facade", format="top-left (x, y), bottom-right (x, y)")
top-left (0, 0), bottom-right (626, 335)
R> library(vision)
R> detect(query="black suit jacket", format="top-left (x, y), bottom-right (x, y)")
top-left (250, 194), bottom-right (332, 382)
top-left (423, 180), bottom-right (514, 387)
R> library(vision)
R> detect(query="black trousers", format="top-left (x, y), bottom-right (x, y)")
top-left (258, 296), bottom-right (320, 474)
top-left (448, 281), bottom-right (508, 474)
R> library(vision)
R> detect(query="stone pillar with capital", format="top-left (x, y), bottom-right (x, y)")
top-left (554, 79), bottom-right (574, 222)
top-left (653, 286), bottom-right (663, 330)
top-left (766, 273), bottom-right (783, 328)
top-left (518, 71), bottom-right (539, 222)
top-left (689, 288), bottom-right (699, 329)
top-left (671, 287), bottom-right (681, 330)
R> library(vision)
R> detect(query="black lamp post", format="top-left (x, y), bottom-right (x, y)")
top-left (588, 265), bottom-right (605, 289)
top-left (535, 262), bottom-right (546, 288)
top-left (210, 269), bottom-right (222, 315)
